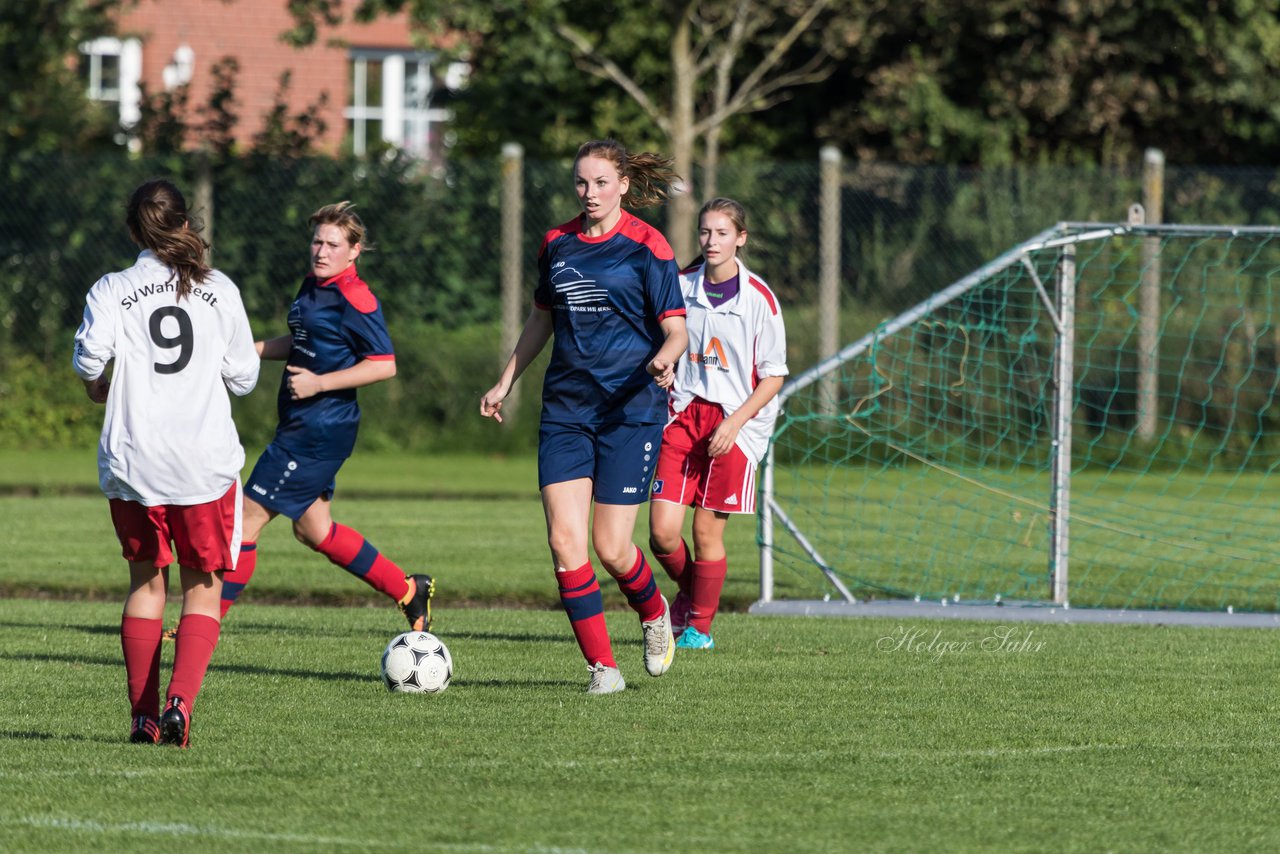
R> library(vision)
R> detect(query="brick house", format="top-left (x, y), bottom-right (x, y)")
top-left (80, 0), bottom-right (464, 158)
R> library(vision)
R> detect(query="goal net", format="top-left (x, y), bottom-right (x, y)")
top-left (759, 222), bottom-right (1280, 615)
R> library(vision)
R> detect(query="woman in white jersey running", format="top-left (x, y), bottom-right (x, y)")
top-left (73, 179), bottom-right (259, 747)
top-left (649, 197), bottom-right (789, 650)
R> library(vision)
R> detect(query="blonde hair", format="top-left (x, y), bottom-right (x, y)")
top-left (308, 200), bottom-right (371, 250)
top-left (126, 180), bottom-right (211, 300)
top-left (575, 139), bottom-right (680, 209)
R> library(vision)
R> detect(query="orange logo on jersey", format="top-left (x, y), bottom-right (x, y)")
top-left (689, 337), bottom-right (729, 371)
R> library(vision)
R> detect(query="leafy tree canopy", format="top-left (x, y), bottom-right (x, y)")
top-left (289, 0), bottom-right (1280, 166)
top-left (1, 0), bottom-right (121, 155)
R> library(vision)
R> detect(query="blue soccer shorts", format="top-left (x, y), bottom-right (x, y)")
top-left (537, 420), bottom-right (663, 505)
top-left (244, 442), bottom-right (344, 520)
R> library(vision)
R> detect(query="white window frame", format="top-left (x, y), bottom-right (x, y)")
top-left (79, 37), bottom-right (142, 128)
top-left (346, 49), bottom-right (451, 158)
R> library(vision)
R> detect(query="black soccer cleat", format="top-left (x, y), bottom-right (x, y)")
top-left (129, 714), bottom-right (160, 745)
top-left (159, 697), bottom-right (192, 748)
top-left (399, 574), bottom-right (436, 633)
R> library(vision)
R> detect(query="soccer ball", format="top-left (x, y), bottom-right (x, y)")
top-left (380, 631), bottom-right (453, 693)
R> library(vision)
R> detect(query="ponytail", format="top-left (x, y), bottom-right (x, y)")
top-left (126, 179), bottom-right (211, 300)
top-left (575, 139), bottom-right (681, 209)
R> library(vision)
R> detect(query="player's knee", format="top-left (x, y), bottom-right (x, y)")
top-left (649, 530), bottom-right (679, 556)
top-left (592, 540), bottom-right (634, 574)
top-left (294, 521), bottom-right (326, 550)
top-left (546, 533), bottom-right (584, 570)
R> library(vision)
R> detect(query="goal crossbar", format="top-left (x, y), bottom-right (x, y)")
top-left (757, 220), bottom-right (1280, 624)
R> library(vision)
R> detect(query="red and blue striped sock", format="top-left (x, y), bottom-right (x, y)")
top-left (614, 546), bottom-right (664, 622)
top-left (315, 523), bottom-right (412, 602)
top-left (557, 562), bottom-right (615, 668)
top-left (121, 616), bottom-right (163, 719)
top-left (219, 542), bottom-right (257, 619)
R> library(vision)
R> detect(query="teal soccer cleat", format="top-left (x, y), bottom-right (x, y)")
top-left (675, 626), bottom-right (715, 650)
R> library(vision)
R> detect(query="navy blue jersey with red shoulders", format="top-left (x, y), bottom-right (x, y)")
top-left (533, 211), bottom-right (686, 426)
top-left (271, 264), bottom-right (395, 460)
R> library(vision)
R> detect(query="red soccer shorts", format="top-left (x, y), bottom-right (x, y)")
top-left (109, 480), bottom-right (242, 572)
top-left (652, 397), bottom-right (756, 514)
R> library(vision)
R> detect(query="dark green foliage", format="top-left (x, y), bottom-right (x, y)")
top-left (7, 152), bottom-right (1280, 453)
top-left (807, 0), bottom-right (1280, 165)
top-left (0, 0), bottom-right (119, 156)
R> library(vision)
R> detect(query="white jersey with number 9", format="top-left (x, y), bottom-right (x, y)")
top-left (72, 249), bottom-right (260, 505)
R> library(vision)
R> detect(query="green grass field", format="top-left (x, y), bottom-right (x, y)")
top-left (4, 451), bottom-right (1280, 851)
top-left (0, 450), bottom-right (767, 608)
top-left (769, 462), bottom-right (1280, 611)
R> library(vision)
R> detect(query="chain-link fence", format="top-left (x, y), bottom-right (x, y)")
top-left (3, 149), bottom-right (1278, 450)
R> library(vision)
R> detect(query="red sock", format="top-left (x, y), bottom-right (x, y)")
top-left (166, 614), bottom-right (221, 710)
top-left (689, 557), bottom-right (728, 634)
top-left (651, 538), bottom-right (691, 597)
top-left (316, 523), bottom-right (412, 602)
top-left (219, 542), bottom-right (257, 619)
top-left (121, 616), bottom-right (163, 719)
top-left (557, 562), bottom-right (615, 668)
top-left (614, 546), bottom-right (664, 622)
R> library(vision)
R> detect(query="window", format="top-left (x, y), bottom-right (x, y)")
top-left (347, 51), bottom-right (457, 159)
top-left (78, 37), bottom-right (142, 129)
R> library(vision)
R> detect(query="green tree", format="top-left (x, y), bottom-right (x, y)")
top-left (812, 0), bottom-right (1280, 165)
top-left (286, 0), bottom-right (854, 257)
top-left (0, 0), bottom-right (121, 155)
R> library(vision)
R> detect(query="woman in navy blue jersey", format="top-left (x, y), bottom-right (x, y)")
top-left (219, 202), bottom-right (435, 633)
top-left (481, 139), bottom-right (688, 694)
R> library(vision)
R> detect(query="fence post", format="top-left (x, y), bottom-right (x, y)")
top-left (1137, 147), bottom-right (1164, 441)
top-left (819, 145), bottom-right (842, 416)
top-left (500, 142), bottom-right (524, 423)
top-left (194, 153), bottom-right (214, 254)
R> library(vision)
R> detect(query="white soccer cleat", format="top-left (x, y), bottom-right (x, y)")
top-left (586, 662), bottom-right (626, 695)
top-left (641, 594), bottom-right (675, 677)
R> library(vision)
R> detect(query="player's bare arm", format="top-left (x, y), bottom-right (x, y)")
top-left (257, 334), bottom-right (293, 360)
top-left (647, 315), bottom-right (688, 388)
top-left (481, 308), bottom-right (553, 422)
top-left (285, 358), bottom-right (395, 400)
top-left (706, 375), bottom-right (785, 457)
top-left (83, 374), bottom-right (110, 404)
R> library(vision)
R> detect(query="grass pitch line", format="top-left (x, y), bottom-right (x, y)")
top-left (5, 816), bottom-right (405, 848)
top-left (4, 815), bottom-right (566, 852)
top-left (0, 767), bottom-right (203, 780)
top-left (867, 742), bottom-right (1247, 761)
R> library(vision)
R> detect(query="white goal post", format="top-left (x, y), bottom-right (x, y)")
top-left (754, 221), bottom-right (1280, 625)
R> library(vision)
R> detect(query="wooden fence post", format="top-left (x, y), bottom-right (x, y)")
top-left (1137, 147), bottom-right (1164, 441)
top-left (819, 145), bottom-right (842, 416)
top-left (195, 154), bottom-right (214, 254)
top-left (500, 142), bottom-right (525, 424)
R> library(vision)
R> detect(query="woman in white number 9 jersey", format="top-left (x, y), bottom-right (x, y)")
top-left (72, 179), bottom-right (259, 748)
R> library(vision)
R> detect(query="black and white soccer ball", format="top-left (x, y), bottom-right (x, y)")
top-left (381, 631), bottom-right (453, 693)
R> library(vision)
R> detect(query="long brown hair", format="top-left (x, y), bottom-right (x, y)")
top-left (700, 197), bottom-right (747, 234)
top-left (575, 139), bottom-right (681, 209)
top-left (126, 179), bottom-right (211, 300)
